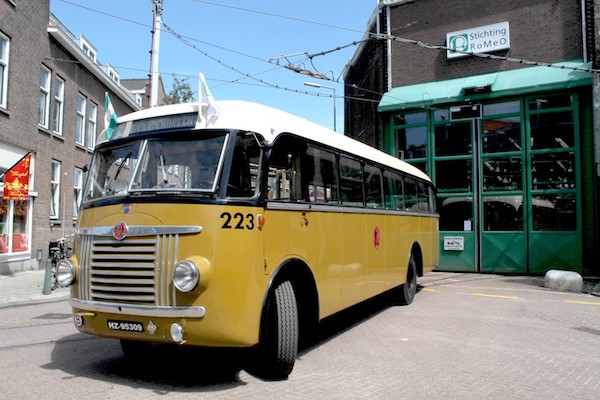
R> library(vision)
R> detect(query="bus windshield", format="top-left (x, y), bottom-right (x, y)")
top-left (84, 132), bottom-right (228, 201)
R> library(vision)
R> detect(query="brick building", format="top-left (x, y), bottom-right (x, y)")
top-left (0, 0), bottom-right (142, 274)
top-left (345, 0), bottom-right (599, 276)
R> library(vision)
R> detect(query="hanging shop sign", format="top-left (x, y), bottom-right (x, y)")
top-left (447, 22), bottom-right (510, 59)
top-left (3, 152), bottom-right (31, 200)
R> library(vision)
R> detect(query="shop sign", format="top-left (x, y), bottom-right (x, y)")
top-left (3, 153), bottom-right (31, 200)
top-left (447, 22), bottom-right (510, 59)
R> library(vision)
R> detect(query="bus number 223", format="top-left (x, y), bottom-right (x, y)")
top-left (220, 212), bottom-right (255, 230)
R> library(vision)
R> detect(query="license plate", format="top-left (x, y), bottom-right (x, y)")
top-left (107, 320), bottom-right (144, 332)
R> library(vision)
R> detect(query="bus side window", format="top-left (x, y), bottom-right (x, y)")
top-left (365, 164), bottom-right (384, 208)
top-left (227, 133), bottom-right (261, 197)
top-left (384, 170), bottom-right (404, 210)
top-left (267, 136), bottom-right (304, 202)
top-left (306, 145), bottom-right (339, 204)
top-left (404, 176), bottom-right (418, 211)
top-left (340, 156), bottom-right (363, 206)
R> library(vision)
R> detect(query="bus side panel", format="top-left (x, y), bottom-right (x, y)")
top-left (365, 213), bottom-right (387, 299)
top-left (420, 216), bottom-right (440, 273)
top-left (340, 213), bottom-right (367, 308)
top-left (386, 214), bottom-right (420, 287)
top-left (308, 210), bottom-right (343, 319)
top-left (262, 208), bottom-right (309, 275)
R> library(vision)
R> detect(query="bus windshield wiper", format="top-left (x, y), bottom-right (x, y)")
top-left (159, 147), bottom-right (168, 184)
top-left (114, 152), bottom-right (132, 182)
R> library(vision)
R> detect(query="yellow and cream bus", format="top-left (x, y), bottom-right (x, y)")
top-left (57, 100), bottom-right (439, 379)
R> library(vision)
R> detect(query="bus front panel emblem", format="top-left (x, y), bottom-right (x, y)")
top-left (113, 222), bottom-right (128, 240)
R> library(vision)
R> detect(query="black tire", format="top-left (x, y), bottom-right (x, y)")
top-left (398, 255), bottom-right (417, 305)
top-left (253, 280), bottom-right (299, 380)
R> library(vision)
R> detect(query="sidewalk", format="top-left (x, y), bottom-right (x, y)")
top-left (0, 269), bottom-right (70, 309)
top-left (0, 268), bottom-right (597, 309)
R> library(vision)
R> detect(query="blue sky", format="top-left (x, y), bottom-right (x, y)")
top-left (50, 0), bottom-right (379, 132)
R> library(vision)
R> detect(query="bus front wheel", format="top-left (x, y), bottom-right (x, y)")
top-left (253, 280), bottom-right (299, 380)
top-left (398, 255), bottom-right (417, 305)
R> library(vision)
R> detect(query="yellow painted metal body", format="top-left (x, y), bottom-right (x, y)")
top-left (71, 202), bottom-right (438, 348)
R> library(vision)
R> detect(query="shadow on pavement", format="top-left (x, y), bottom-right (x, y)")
top-left (42, 286), bottom-right (420, 389)
top-left (43, 334), bottom-right (248, 393)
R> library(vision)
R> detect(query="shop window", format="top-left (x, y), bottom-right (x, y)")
top-left (0, 199), bottom-right (30, 254)
top-left (434, 122), bottom-right (472, 156)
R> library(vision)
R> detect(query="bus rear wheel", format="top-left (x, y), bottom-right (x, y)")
top-left (398, 255), bottom-right (417, 305)
top-left (253, 280), bottom-right (299, 380)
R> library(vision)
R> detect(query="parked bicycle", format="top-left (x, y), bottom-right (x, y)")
top-left (49, 235), bottom-right (73, 290)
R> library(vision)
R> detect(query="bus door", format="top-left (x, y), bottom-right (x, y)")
top-left (263, 139), bottom-right (309, 276)
top-left (436, 110), bottom-right (527, 273)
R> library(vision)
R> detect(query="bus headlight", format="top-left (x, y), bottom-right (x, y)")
top-left (173, 260), bottom-right (199, 292)
top-left (56, 259), bottom-right (76, 287)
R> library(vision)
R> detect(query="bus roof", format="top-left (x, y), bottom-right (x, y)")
top-left (108, 100), bottom-right (431, 182)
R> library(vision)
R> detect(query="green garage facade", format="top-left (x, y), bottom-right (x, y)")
top-left (378, 61), bottom-right (595, 274)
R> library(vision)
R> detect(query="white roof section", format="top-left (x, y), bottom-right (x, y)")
top-left (112, 100), bottom-right (431, 182)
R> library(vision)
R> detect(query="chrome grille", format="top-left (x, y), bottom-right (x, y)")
top-left (90, 237), bottom-right (158, 304)
top-left (75, 225), bottom-right (201, 306)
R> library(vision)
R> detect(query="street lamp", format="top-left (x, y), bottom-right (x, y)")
top-left (304, 82), bottom-right (337, 132)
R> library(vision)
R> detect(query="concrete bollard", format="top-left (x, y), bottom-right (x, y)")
top-left (544, 269), bottom-right (583, 292)
top-left (42, 259), bottom-right (53, 295)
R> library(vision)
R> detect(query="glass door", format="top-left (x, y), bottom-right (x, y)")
top-left (479, 101), bottom-right (527, 273)
top-left (435, 117), bottom-right (478, 272)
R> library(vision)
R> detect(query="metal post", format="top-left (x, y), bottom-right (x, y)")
top-left (42, 259), bottom-right (52, 295)
top-left (304, 82), bottom-right (337, 132)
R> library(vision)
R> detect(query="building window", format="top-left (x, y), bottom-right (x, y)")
top-left (50, 160), bottom-right (61, 219)
top-left (76, 94), bottom-right (86, 146)
top-left (73, 168), bottom-right (83, 220)
top-left (80, 36), bottom-right (97, 62)
top-left (87, 101), bottom-right (97, 149)
top-left (39, 66), bottom-right (51, 128)
top-left (53, 77), bottom-right (65, 135)
top-left (0, 32), bottom-right (9, 108)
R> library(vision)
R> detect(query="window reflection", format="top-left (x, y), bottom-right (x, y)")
top-left (435, 122), bottom-right (472, 156)
top-left (532, 194), bottom-right (576, 231)
top-left (530, 112), bottom-right (574, 150)
top-left (482, 118), bottom-right (521, 153)
top-left (482, 157), bottom-right (522, 191)
top-left (528, 94), bottom-right (573, 110)
top-left (483, 196), bottom-right (523, 231)
top-left (531, 152), bottom-right (575, 190)
top-left (436, 159), bottom-right (472, 193)
top-left (483, 101), bottom-right (520, 116)
top-left (438, 197), bottom-right (472, 231)
top-left (397, 126), bottom-right (427, 159)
